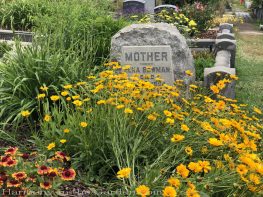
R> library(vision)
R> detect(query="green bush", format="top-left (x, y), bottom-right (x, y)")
top-left (193, 51), bottom-right (215, 81)
top-left (0, 0), bottom-right (127, 125)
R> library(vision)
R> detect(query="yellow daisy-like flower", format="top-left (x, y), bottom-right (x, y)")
top-left (50, 95), bottom-right (60, 102)
top-left (210, 85), bottom-right (220, 94)
top-left (185, 146), bottom-right (193, 156)
top-left (80, 122), bottom-right (88, 128)
top-left (116, 167), bottom-right (131, 179)
top-left (60, 139), bottom-right (67, 144)
top-left (181, 124), bottom-right (189, 132)
top-left (73, 100), bottom-right (83, 107)
top-left (61, 91), bottom-right (69, 97)
top-left (135, 185), bottom-right (150, 197)
top-left (21, 110), bottom-right (30, 117)
top-left (97, 100), bottom-right (106, 105)
top-left (63, 84), bottom-right (72, 89)
top-left (37, 93), bottom-right (46, 99)
top-left (124, 108), bottom-right (133, 114)
top-left (116, 104), bottom-right (125, 109)
top-left (208, 138), bottom-right (224, 146)
top-left (171, 134), bottom-right (185, 143)
top-left (253, 107), bottom-right (262, 115)
top-left (40, 86), bottom-right (48, 91)
top-left (44, 115), bottom-right (51, 122)
top-left (176, 164), bottom-right (189, 178)
top-left (163, 186), bottom-right (177, 197)
top-left (163, 110), bottom-right (172, 117)
top-left (47, 143), bottom-right (55, 150)
top-left (147, 114), bottom-right (157, 121)
top-left (185, 70), bottom-right (193, 76)
top-left (63, 128), bottom-right (70, 133)
top-left (167, 177), bottom-right (180, 188)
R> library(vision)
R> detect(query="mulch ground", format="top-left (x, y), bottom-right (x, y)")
top-left (195, 30), bottom-right (219, 39)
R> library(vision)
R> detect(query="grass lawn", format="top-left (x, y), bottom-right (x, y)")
top-left (235, 32), bottom-right (263, 107)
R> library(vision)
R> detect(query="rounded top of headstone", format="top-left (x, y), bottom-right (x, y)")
top-left (111, 23), bottom-right (195, 83)
top-left (123, 0), bottom-right (145, 3)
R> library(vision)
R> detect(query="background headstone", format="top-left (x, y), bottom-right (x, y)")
top-left (111, 23), bottom-right (195, 84)
top-left (123, 0), bottom-right (145, 15)
top-left (145, 0), bottom-right (156, 14)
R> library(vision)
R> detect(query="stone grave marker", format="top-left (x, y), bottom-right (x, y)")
top-left (121, 45), bottom-right (174, 85)
top-left (154, 5), bottom-right (179, 14)
top-left (110, 23), bottom-right (195, 85)
top-left (145, 0), bottom-right (156, 14)
top-left (123, 0), bottom-right (145, 15)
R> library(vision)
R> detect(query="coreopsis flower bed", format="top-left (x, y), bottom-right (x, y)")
top-left (0, 147), bottom-right (76, 196)
top-left (23, 62), bottom-right (262, 196)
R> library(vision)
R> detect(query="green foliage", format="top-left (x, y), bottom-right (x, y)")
top-left (181, 3), bottom-right (215, 32)
top-left (0, 0), bottom-right (127, 125)
top-left (193, 51), bottom-right (215, 81)
top-left (0, 41), bottom-right (12, 58)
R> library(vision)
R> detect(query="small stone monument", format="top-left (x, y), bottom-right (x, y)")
top-left (110, 23), bottom-right (195, 85)
top-left (123, 0), bottom-right (145, 15)
top-left (145, 0), bottom-right (156, 14)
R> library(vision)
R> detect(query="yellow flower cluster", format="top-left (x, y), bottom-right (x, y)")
top-left (38, 62), bottom-right (263, 195)
top-left (211, 15), bottom-right (243, 27)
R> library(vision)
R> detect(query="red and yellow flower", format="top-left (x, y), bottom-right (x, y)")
top-left (12, 172), bottom-right (27, 181)
top-left (37, 165), bottom-right (50, 175)
top-left (61, 168), bottom-right (76, 181)
top-left (40, 182), bottom-right (52, 190)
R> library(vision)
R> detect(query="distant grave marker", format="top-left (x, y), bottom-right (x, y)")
top-left (123, 0), bottom-right (145, 15)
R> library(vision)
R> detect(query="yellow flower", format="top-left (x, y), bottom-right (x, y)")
top-left (230, 74), bottom-right (238, 80)
top-left (97, 100), bottom-right (106, 105)
top-left (210, 85), bottom-right (220, 94)
top-left (60, 139), bottom-right (67, 144)
top-left (147, 114), bottom-right (157, 121)
top-left (249, 173), bottom-right (261, 185)
top-left (73, 100), bottom-right (83, 107)
top-left (176, 164), bottom-right (189, 178)
top-left (208, 138), bottom-right (224, 146)
top-left (135, 185), bottom-right (150, 197)
top-left (63, 128), bottom-right (70, 133)
top-left (124, 108), bottom-right (133, 114)
top-left (186, 188), bottom-right (200, 197)
top-left (236, 164), bottom-right (248, 175)
top-left (185, 146), bottom-right (193, 156)
top-left (80, 122), bottom-right (88, 128)
top-left (166, 118), bottom-right (175, 125)
top-left (116, 167), bottom-right (131, 179)
top-left (198, 161), bottom-right (212, 173)
top-left (72, 95), bottom-right (80, 100)
top-left (253, 107), bottom-right (262, 114)
top-left (47, 143), bottom-right (55, 150)
top-left (44, 115), bottom-right (51, 122)
top-left (61, 91), bottom-right (69, 97)
top-left (163, 186), bottom-right (177, 197)
top-left (37, 93), bottom-right (46, 99)
top-left (163, 110), bottom-right (172, 117)
top-left (50, 95), bottom-right (60, 101)
top-left (171, 134), bottom-right (185, 143)
top-left (185, 70), bottom-right (193, 76)
top-left (21, 110), bottom-right (30, 117)
top-left (116, 104), bottom-right (125, 109)
top-left (40, 86), bottom-right (48, 91)
top-left (189, 20), bottom-right (197, 27)
top-left (167, 177), bottom-right (180, 188)
top-left (188, 162), bottom-right (202, 173)
top-left (181, 124), bottom-right (189, 132)
top-left (63, 84), bottom-right (72, 89)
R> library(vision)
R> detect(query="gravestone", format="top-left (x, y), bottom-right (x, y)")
top-left (145, 0), bottom-right (156, 14)
top-left (110, 23), bottom-right (195, 85)
top-left (154, 5), bottom-right (179, 14)
top-left (123, 0), bottom-right (145, 15)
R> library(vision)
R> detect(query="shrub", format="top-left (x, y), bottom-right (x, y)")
top-left (0, 0), bottom-right (127, 125)
top-left (193, 51), bottom-right (215, 81)
top-left (31, 63), bottom-right (263, 196)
